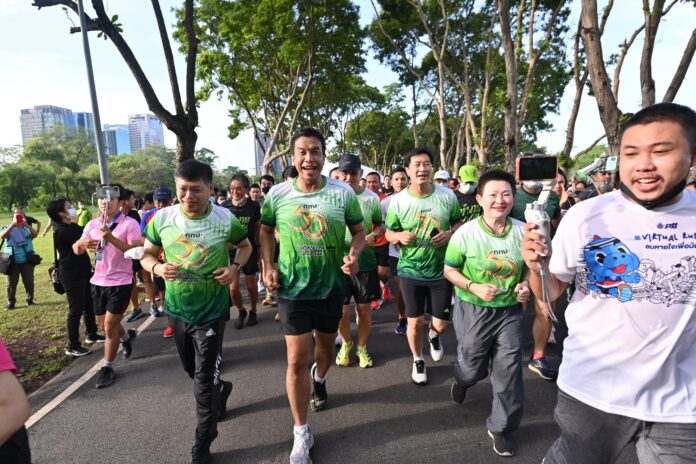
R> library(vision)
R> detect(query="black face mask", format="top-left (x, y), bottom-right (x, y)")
top-left (261, 186), bottom-right (271, 195)
top-left (619, 179), bottom-right (687, 210)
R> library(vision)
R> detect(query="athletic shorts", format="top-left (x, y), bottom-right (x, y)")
top-left (278, 292), bottom-right (344, 336)
top-left (154, 275), bottom-right (166, 293)
top-left (399, 276), bottom-right (453, 320)
top-left (388, 257), bottom-right (399, 276)
top-left (343, 270), bottom-right (380, 305)
top-left (91, 283), bottom-right (134, 316)
top-left (375, 244), bottom-right (389, 267)
top-left (230, 247), bottom-right (259, 276)
top-left (132, 259), bottom-right (142, 273)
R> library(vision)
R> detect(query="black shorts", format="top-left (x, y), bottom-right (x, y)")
top-left (274, 243), bottom-right (280, 264)
top-left (278, 292), bottom-right (344, 336)
top-left (154, 275), bottom-right (166, 292)
top-left (91, 283), bottom-right (134, 316)
top-left (399, 276), bottom-right (453, 320)
top-left (132, 259), bottom-right (142, 273)
top-left (343, 270), bottom-right (380, 305)
top-left (230, 248), bottom-right (259, 276)
top-left (388, 256), bottom-right (399, 276)
top-left (375, 243), bottom-right (389, 267)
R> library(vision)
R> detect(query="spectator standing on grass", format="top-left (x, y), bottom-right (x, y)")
top-left (1, 207), bottom-right (38, 310)
top-left (0, 337), bottom-right (31, 464)
top-left (76, 200), bottom-right (92, 228)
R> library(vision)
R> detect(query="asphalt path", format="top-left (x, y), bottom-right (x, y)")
top-left (27, 289), bottom-right (638, 464)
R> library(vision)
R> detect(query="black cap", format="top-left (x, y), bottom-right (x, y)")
top-left (338, 154), bottom-right (361, 172)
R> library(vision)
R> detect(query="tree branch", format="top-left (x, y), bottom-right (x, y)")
top-left (573, 133), bottom-right (606, 160)
top-left (151, 0), bottom-right (184, 117)
top-left (183, 0), bottom-right (199, 127)
top-left (612, 23), bottom-right (645, 100)
top-left (663, 27), bottom-right (696, 102)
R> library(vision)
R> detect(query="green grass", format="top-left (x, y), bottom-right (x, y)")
top-left (0, 209), bottom-right (97, 393)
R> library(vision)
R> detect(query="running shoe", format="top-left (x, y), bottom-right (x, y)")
top-left (126, 307), bottom-right (143, 323)
top-left (163, 325), bottom-right (174, 338)
top-left (394, 318), bottom-right (407, 336)
top-left (95, 366), bottom-right (115, 388)
top-left (257, 280), bottom-right (266, 293)
top-left (149, 303), bottom-right (161, 318)
top-left (370, 299), bottom-right (383, 310)
top-left (382, 285), bottom-right (392, 302)
top-left (411, 359), bottom-right (427, 385)
top-left (335, 340), bottom-right (353, 367)
top-left (26, 299), bottom-right (35, 307)
top-left (309, 363), bottom-right (327, 412)
top-left (121, 328), bottom-right (137, 359)
top-left (451, 380), bottom-right (467, 403)
top-left (218, 380), bottom-right (233, 421)
top-left (428, 329), bottom-right (444, 362)
top-left (85, 333), bottom-right (106, 344)
top-left (234, 310), bottom-right (247, 329)
top-left (65, 346), bottom-right (91, 357)
top-left (246, 311), bottom-right (258, 327)
top-left (488, 430), bottom-right (514, 457)
top-left (290, 426), bottom-right (314, 464)
top-left (5, 303), bottom-right (15, 311)
top-left (191, 443), bottom-right (212, 464)
top-left (356, 345), bottom-right (373, 368)
top-left (528, 357), bottom-right (558, 381)
top-left (263, 295), bottom-right (277, 307)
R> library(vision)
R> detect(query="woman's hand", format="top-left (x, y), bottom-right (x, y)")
top-left (470, 283), bottom-right (498, 302)
top-left (515, 282), bottom-right (530, 303)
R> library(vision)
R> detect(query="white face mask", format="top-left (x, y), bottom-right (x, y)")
top-left (458, 183), bottom-right (477, 195)
top-left (522, 181), bottom-right (543, 191)
top-left (67, 207), bottom-right (77, 220)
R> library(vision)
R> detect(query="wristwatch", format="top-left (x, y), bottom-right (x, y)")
top-left (230, 262), bottom-right (241, 269)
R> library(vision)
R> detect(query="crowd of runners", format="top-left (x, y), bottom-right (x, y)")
top-left (1, 102), bottom-right (696, 464)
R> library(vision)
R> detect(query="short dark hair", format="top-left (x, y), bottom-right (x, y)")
top-left (46, 198), bottom-right (69, 223)
top-left (366, 171), bottom-right (381, 181)
top-left (391, 167), bottom-right (408, 178)
top-left (144, 193), bottom-right (154, 203)
top-left (290, 127), bottom-right (326, 155)
top-left (175, 159), bottom-right (213, 184)
top-left (477, 169), bottom-right (516, 196)
top-left (250, 183), bottom-right (261, 189)
top-left (619, 102), bottom-right (696, 151)
top-left (404, 147), bottom-right (434, 166)
top-left (121, 188), bottom-right (134, 201)
top-left (260, 174), bottom-right (275, 185)
top-left (282, 165), bottom-right (299, 180)
top-left (575, 180), bottom-right (587, 189)
top-left (230, 173), bottom-right (250, 190)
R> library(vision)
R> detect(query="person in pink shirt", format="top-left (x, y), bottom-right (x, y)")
top-left (0, 337), bottom-right (31, 463)
top-left (73, 184), bottom-right (142, 389)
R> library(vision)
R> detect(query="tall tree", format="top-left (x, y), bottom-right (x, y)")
top-left (34, 0), bottom-right (200, 163)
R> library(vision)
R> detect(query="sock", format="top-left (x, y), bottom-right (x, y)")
top-left (429, 329), bottom-right (439, 339)
top-left (413, 356), bottom-right (424, 362)
top-left (120, 331), bottom-right (130, 343)
top-left (533, 352), bottom-right (545, 360)
top-left (294, 424), bottom-right (309, 434)
top-left (103, 360), bottom-right (112, 368)
top-left (313, 369), bottom-right (326, 384)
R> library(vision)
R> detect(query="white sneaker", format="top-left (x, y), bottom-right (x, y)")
top-left (428, 333), bottom-right (444, 362)
top-left (411, 359), bottom-right (427, 385)
top-left (290, 427), bottom-right (314, 464)
top-left (257, 280), bottom-right (266, 293)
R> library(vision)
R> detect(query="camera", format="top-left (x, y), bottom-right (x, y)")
top-left (516, 153), bottom-right (558, 256)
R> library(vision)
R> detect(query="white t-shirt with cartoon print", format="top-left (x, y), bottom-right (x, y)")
top-left (550, 189), bottom-right (696, 423)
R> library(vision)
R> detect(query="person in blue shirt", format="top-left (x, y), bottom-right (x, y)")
top-left (1, 208), bottom-right (39, 310)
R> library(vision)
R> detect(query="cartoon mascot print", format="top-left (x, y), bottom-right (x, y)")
top-left (582, 236), bottom-right (641, 303)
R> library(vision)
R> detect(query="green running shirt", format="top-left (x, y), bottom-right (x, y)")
top-left (144, 204), bottom-right (247, 325)
top-left (261, 176), bottom-right (363, 300)
top-left (344, 188), bottom-right (382, 272)
top-left (444, 217), bottom-right (525, 307)
top-left (385, 185), bottom-right (463, 281)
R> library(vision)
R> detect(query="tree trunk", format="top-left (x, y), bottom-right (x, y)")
top-left (175, 130), bottom-right (198, 165)
top-left (640, 0), bottom-right (665, 108)
top-left (663, 27), bottom-right (696, 102)
top-left (498, 0), bottom-right (519, 171)
top-left (580, 0), bottom-right (621, 154)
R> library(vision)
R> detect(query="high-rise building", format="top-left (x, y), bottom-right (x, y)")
top-left (72, 112), bottom-right (94, 133)
top-left (19, 105), bottom-right (75, 144)
top-left (128, 113), bottom-right (164, 151)
top-left (103, 124), bottom-right (131, 156)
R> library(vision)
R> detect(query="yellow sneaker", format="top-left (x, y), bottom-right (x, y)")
top-left (335, 340), bottom-right (353, 366)
top-left (356, 345), bottom-right (373, 368)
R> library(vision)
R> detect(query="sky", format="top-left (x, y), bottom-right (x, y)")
top-left (1, 1), bottom-right (695, 174)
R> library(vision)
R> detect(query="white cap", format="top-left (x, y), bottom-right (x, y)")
top-left (434, 169), bottom-right (450, 181)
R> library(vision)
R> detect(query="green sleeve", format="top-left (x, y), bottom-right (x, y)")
top-left (444, 231), bottom-right (465, 269)
top-left (228, 214), bottom-right (247, 245)
top-left (144, 214), bottom-right (161, 246)
top-left (260, 192), bottom-right (276, 226)
top-left (372, 199), bottom-right (382, 225)
top-left (549, 192), bottom-right (561, 219)
top-left (385, 201), bottom-right (401, 231)
top-left (345, 190), bottom-right (363, 226)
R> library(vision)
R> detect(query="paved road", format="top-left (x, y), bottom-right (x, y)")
top-left (27, 291), bottom-right (637, 464)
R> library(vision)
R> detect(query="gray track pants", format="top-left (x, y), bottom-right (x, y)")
top-left (452, 299), bottom-right (524, 434)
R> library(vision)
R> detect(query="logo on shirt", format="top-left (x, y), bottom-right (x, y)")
top-left (581, 235), bottom-right (641, 303)
top-left (482, 251), bottom-right (517, 282)
top-left (657, 222), bottom-right (678, 230)
top-left (290, 205), bottom-right (327, 240)
top-left (172, 234), bottom-right (209, 270)
top-left (414, 212), bottom-right (441, 240)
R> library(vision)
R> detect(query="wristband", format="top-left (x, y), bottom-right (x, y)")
top-left (152, 263), bottom-right (159, 275)
top-left (230, 262), bottom-right (241, 269)
top-left (464, 280), bottom-right (472, 292)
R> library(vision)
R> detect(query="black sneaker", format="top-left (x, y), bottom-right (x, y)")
top-left (121, 328), bottom-right (137, 359)
top-left (65, 346), bottom-right (91, 357)
top-left (451, 380), bottom-right (467, 403)
top-left (246, 311), bottom-right (258, 327)
top-left (95, 366), bottom-right (116, 388)
top-left (5, 303), bottom-right (15, 311)
top-left (191, 443), bottom-right (212, 464)
top-left (85, 333), bottom-right (106, 344)
top-left (488, 430), bottom-right (514, 457)
top-left (218, 380), bottom-right (233, 421)
top-left (310, 363), bottom-right (327, 412)
top-left (528, 357), bottom-right (558, 381)
top-left (26, 299), bottom-right (35, 307)
top-left (234, 310), bottom-right (247, 329)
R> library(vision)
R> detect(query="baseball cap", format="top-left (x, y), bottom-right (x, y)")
top-left (458, 165), bottom-right (478, 184)
top-left (338, 154), bottom-right (361, 172)
top-left (153, 186), bottom-right (172, 201)
top-left (434, 169), bottom-right (450, 181)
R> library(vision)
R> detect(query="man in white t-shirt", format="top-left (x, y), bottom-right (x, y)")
top-left (523, 103), bottom-right (696, 463)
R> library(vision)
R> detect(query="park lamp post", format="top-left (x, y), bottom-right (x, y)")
top-left (76, 0), bottom-right (109, 184)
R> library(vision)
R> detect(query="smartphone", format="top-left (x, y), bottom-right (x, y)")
top-left (516, 155), bottom-right (558, 181)
top-left (15, 214), bottom-right (24, 224)
top-left (96, 186), bottom-right (120, 200)
top-left (430, 227), bottom-right (440, 238)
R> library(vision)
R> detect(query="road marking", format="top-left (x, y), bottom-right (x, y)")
top-left (26, 315), bottom-right (159, 429)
